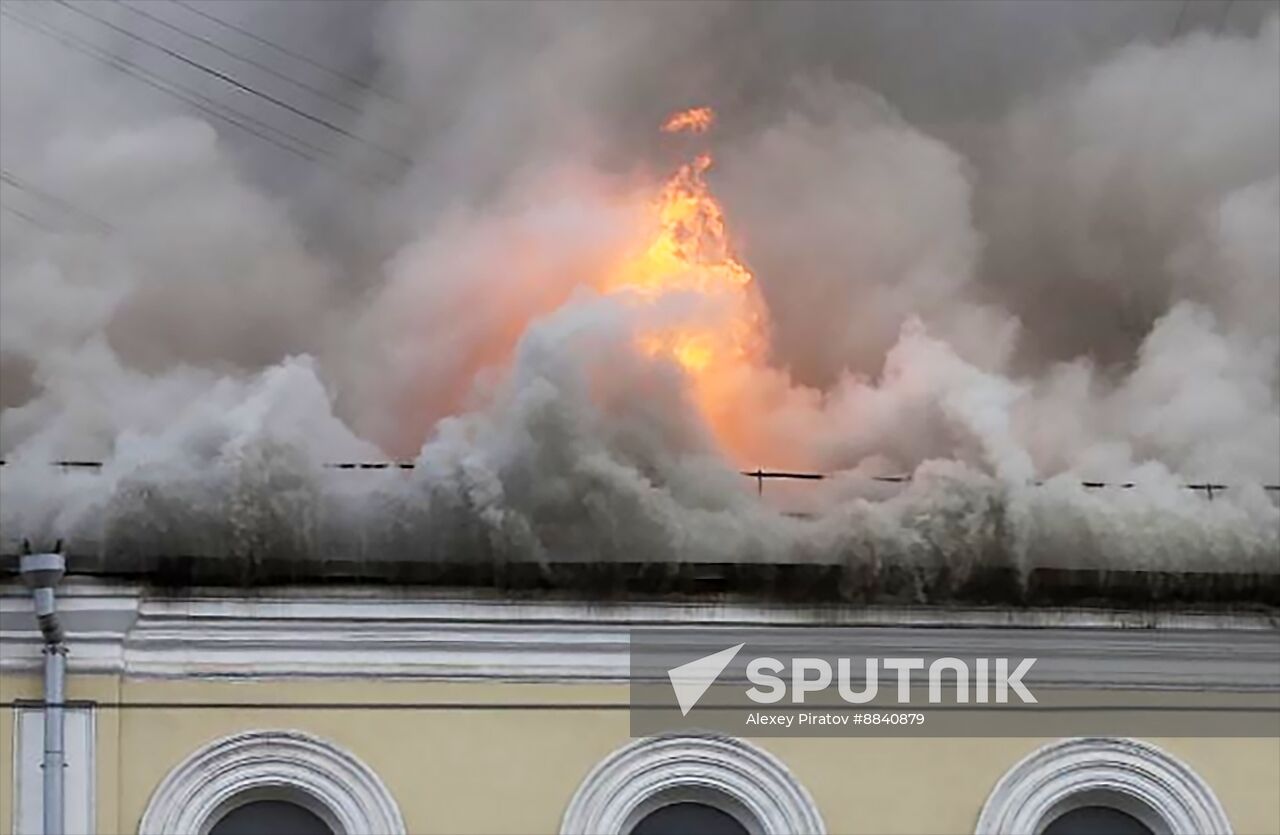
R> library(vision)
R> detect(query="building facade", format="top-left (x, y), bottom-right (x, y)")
top-left (1, 580), bottom-right (1278, 835)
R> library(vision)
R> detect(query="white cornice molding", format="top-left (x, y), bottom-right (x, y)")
top-left (0, 584), bottom-right (140, 675)
top-left (975, 737), bottom-right (1233, 835)
top-left (1, 580), bottom-right (1277, 685)
top-left (560, 734), bottom-right (826, 835)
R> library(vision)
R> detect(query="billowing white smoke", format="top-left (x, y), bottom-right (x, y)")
top-left (0, 2), bottom-right (1276, 575)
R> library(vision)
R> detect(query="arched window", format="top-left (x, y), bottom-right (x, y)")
top-left (207, 797), bottom-right (334, 835)
top-left (975, 738), bottom-right (1233, 835)
top-left (560, 734), bottom-right (825, 835)
top-left (138, 730), bottom-right (405, 835)
top-left (1040, 805), bottom-right (1153, 835)
top-left (630, 801), bottom-right (750, 835)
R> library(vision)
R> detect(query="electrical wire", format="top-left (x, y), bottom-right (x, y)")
top-left (1, 169), bottom-right (113, 232)
top-left (115, 0), bottom-right (374, 120)
top-left (0, 202), bottom-right (61, 233)
top-left (170, 0), bottom-right (400, 106)
top-left (52, 0), bottom-right (410, 166)
top-left (1, 5), bottom-right (395, 188)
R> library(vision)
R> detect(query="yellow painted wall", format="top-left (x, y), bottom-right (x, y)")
top-left (1, 672), bottom-right (123, 835)
top-left (4, 673), bottom-right (1278, 835)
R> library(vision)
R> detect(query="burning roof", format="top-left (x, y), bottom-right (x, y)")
top-left (1, 10), bottom-right (1277, 601)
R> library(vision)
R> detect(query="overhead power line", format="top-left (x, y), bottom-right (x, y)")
top-left (114, 0), bottom-right (372, 120)
top-left (51, 0), bottom-right (410, 167)
top-left (0, 6), bottom-right (392, 185)
top-left (1, 7), bottom-right (328, 165)
top-left (0, 202), bottom-right (61, 233)
top-left (0, 169), bottom-right (114, 232)
top-left (170, 0), bottom-right (400, 106)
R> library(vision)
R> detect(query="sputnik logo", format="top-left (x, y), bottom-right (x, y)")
top-left (667, 643), bottom-right (745, 716)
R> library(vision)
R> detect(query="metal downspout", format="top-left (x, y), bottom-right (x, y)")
top-left (20, 552), bottom-right (67, 835)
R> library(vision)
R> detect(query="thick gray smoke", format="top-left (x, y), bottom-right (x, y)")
top-left (1, 0), bottom-right (1277, 576)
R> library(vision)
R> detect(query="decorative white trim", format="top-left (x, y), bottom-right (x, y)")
top-left (13, 705), bottom-right (96, 835)
top-left (560, 734), bottom-right (825, 835)
top-left (137, 730), bottom-right (405, 835)
top-left (975, 737), bottom-right (1233, 835)
top-left (1, 581), bottom-right (1277, 685)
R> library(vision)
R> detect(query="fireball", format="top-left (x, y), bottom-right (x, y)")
top-left (599, 107), bottom-right (768, 459)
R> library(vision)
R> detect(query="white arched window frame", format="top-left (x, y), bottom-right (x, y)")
top-left (975, 737), bottom-right (1233, 835)
top-left (137, 730), bottom-right (405, 835)
top-left (561, 734), bottom-right (826, 835)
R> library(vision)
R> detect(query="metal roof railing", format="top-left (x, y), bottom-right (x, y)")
top-left (1, 460), bottom-right (1277, 500)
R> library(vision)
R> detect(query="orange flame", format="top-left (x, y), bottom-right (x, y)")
top-left (600, 107), bottom-right (765, 457)
top-left (661, 106), bottom-right (715, 134)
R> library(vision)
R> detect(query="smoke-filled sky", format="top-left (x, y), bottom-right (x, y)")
top-left (0, 0), bottom-right (1277, 573)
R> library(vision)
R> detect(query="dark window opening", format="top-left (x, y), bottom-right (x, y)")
top-left (208, 799), bottom-right (333, 835)
top-left (1042, 805), bottom-right (1156, 835)
top-left (630, 801), bottom-right (750, 835)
